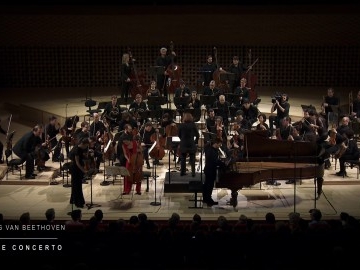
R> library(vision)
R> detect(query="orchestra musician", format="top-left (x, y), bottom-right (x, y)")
top-left (203, 80), bottom-right (222, 98)
top-left (201, 54), bottom-right (218, 87)
top-left (74, 121), bottom-right (90, 144)
top-left (116, 124), bottom-right (134, 167)
top-left (13, 124), bottom-right (45, 179)
top-left (118, 111), bottom-right (138, 133)
top-left (277, 116), bottom-right (293, 141)
top-left (213, 94), bottom-right (231, 126)
top-left (241, 98), bottom-right (259, 128)
top-left (269, 93), bottom-right (290, 135)
top-left (336, 129), bottom-right (359, 177)
top-left (322, 87), bottom-right (340, 127)
top-left (45, 116), bottom-right (61, 162)
top-left (155, 47), bottom-right (176, 101)
top-left (351, 90), bottom-right (360, 119)
top-left (89, 112), bottom-right (106, 142)
top-left (255, 113), bottom-right (270, 137)
top-left (178, 112), bottom-right (199, 177)
top-left (205, 109), bottom-right (216, 132)
top-left (103, 95), bottom-right (122, 131)
top-left (188, 91), bottom-right (201, 110)
top-left (139, 121), bottom-right (156, 169)
top-left (234, 78), bottom-right (250, 105)
top-left (147, 80), bottom-right (162, 112)
top-left (234, 110), bottom-right (250, 132)
top-left (226, 56), bottom-right (247, 92)
top-left (129, 94), bottom-right (148, 125)
top-left (120, 53), bottom-right (132, 100)
top-left (61, 115), bottom-right (79, 158)
top-left (174, 79), bottom-right (191, 112)
top-left (122, 134), bottom-right (142, 195)
top-left (88, 136), bottom-right (103, 174)
top-left (203, 137), bottom-right (226, 206)
top-left (211, 116), bottom-right (227, 143)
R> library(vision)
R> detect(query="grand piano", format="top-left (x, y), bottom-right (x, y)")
top-left (216, 130), bottom-right (321, 207)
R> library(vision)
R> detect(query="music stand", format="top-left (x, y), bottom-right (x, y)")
top-left (174, 96), bottom-right (190, 108)
top-left (148, 141), bottom-right (161, 206)
top-left (200, 95), bottom-right (216, 108)
top-left (85, 168), bottom-right (101, 210)
top-left (220, 72), bottom-right (235, 83)
top-left (100, 139), bottom-right (112, 186)
top-left (105, 166), bottom-right (130, 199)
top-left (226, 93), bottom-right (240, 104)
top-left (117, 97), bottom-right (133, 110)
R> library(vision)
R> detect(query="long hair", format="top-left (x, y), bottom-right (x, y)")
top-left (182, 112), bottom-right (193, 123)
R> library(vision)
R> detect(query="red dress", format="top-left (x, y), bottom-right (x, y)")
top-left (123, 141), bottom-right (142, 194)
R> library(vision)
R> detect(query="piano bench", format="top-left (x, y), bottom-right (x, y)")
top-left (345, 160), bottom-right (360, 179)
top-left (188, 181), bottom-right (203, 209)
top-left (143, 171), bottom-right (151, 192)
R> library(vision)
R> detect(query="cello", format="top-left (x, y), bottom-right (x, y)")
top-left (166, 41), bottom-right (182, 95)
top-left (241, 49), bottom-right (259, 103)
top-left (127, 136), bottom-right (144, 184)
top-left (128, 47), bottom-right (148, 99)
top-left (149, 129), bottom-right (166, 160)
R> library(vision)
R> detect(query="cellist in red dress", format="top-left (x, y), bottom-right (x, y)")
top-left (122, 135), bottom-right (143, 195)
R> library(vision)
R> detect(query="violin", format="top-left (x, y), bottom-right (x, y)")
top-left (128, 137), bottom-right (144, 184)
top-left (329, 126), bottom-right (337, 146)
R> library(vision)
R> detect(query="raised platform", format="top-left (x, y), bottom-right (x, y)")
top-left (164, 171), bottom-right (204, 193)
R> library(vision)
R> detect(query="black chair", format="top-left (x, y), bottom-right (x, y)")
top-left (85, 99), bottom-right (102, 116)
top-left (5, 149), bottom-right (25, 180)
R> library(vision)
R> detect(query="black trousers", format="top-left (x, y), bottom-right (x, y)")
top-left (203, 172), bottom-right (216, 202)
top-left (70, 164), bottom-right (85, 207)
top-left (180, 152), bottom-right (195, 175)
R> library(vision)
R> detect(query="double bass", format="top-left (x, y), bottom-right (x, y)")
top-left (241, 49), bottom-right (259, 103)
top-left (149, 129), bottom-right (166, 160)
top-left (128, 136), bottom-right (144, 184)
top-left (166, 41), bottom-right (182, 94)
top-left (128, 47), bottom-right (148, 98)
top-left (212, 47), bottom-right (229, 92)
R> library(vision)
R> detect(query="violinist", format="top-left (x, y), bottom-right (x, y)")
top-left (200, 54), bottom-right (218, 87)
top-left (45, 116), bottom-right (60, 159)
top-left (155, 47), bottom-right (176, 101)
top-left (277, 116), bottom-right (293, 141)
top-left (178, 112), bottom-right (199, 177)
top-left (0, 118), bottom-right (7, 164)
top-left (227, 123), bottom-right (244, 161)
top-left (103, 95), bottom-right (121, 131)
top-left (129, 94), bottom-right (148, 125)
top-left (234, 110), bottom-right (250, 132)
top-left (211, 116), bottom-right (227, 143)
top-left (13, 124), bottom-right (44, 179)
top-left (234, 78), bottom-right (250, 105)
top-left (139, 121), bottom-right (156, 169)
top-left (122, 135), bottom-right (142, 195)
top-left (120, 53), bottom-right (132, 100)
top-left (287, 126), bottom-right (303, 142)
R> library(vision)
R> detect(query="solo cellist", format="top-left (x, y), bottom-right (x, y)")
top-left (122, 132), bottom-right (143, 195)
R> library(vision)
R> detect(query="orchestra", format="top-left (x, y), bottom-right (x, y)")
top-left (6, 44), bottom-right (354, 208)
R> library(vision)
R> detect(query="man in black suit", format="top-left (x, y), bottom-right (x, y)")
top-left (13, 124), bottom-right (44, 179)
top-left (203, 137), bottom-right (226, 206)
